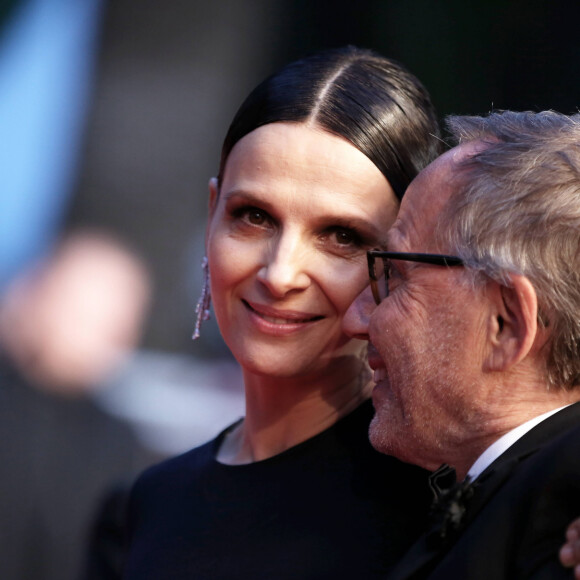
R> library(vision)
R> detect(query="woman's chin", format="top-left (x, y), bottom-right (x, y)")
top-left (232, 341), bottom-right (367, 385)
top-left (236, 353), bottom-right (319, 380)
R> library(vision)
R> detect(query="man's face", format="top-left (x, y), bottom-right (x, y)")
top-left (359, 146), bottom-right (492, 471)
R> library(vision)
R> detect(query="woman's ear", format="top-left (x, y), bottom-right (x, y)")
top-left (205, 177), bottom-right (219, 248)
top-left (208, 177), bottom-right (219, 220)
top-left (486, 274), bottom-right (538, 372)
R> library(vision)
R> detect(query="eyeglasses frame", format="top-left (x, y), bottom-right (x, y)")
top-left (367, 250), bottom-right (465, 305)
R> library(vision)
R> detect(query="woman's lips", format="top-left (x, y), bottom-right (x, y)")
top-left (243, 300), bottom-right (324, 325)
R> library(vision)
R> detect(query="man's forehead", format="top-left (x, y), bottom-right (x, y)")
top-left (387, 144), bottom-right (475, 250)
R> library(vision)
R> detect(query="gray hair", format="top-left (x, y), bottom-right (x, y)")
top-left (441, 110), bottom-right (580, 390)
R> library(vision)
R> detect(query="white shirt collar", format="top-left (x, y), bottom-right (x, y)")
top-left (466, 404), bottom-right (571, 481)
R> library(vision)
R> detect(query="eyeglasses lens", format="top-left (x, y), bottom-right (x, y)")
top-left (373, 256), bottom-right (389, 303)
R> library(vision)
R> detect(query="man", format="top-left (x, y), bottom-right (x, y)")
top-left (344, 110), bottom-right (580, 579)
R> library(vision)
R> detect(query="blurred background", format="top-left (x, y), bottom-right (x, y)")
top-left (1, 0), bottom-right (579, 577)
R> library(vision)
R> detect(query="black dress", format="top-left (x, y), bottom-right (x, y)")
top-left (124, 399), bottom-right (431, 579)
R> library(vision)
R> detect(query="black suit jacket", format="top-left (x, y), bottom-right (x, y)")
top-left (386, 402), bottom-right (580, 580)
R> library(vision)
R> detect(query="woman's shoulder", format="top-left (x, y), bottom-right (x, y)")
top-left (132, 419), bottom-right (241, 492)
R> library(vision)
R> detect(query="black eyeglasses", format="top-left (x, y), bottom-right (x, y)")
top-left (367, 250), bottom-right (465, 305)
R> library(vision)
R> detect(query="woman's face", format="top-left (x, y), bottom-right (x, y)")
top-left (206, 122), bottom-right (398, 380)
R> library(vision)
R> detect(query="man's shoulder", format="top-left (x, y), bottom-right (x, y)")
top-left (513, 401), bottom-right (580, 455)
top-left (425, 404), bottom-right (580, 579)
top-left (508, 406), bottom-right (580, 500)
top-left (471, 403), bottom-right (580, 531)
top-left (489, 401), bottom-right (580, 492)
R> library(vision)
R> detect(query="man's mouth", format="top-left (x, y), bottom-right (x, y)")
top-left (367, 343), bottom-right (387, 382)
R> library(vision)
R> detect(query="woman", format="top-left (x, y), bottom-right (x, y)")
top-left (123, 46), bottom-right (442, 579)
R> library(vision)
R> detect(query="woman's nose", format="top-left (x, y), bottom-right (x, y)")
top-left (342, 285), bottom-right (374, 341)
top-left (257, 234), bottom-right (311, 297)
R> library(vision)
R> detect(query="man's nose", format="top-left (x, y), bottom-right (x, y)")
top-left (343, 284), bottom-right (375, 341)
top-left (256, 233), bottom-right (311, 297)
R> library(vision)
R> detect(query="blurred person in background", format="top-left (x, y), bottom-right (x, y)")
top-left (0, 230), bottom-right (151, 393)
top-left (0, 229), bottom-right (158, 580)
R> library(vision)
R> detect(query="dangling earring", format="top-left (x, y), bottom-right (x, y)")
top-left (192, 256), bottom-right (211, 340)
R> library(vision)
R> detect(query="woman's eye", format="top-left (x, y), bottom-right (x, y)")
top-left (231, 206), bottom-right (271, 227)
top-left (246, 209), bottom-right (267, 225)
top-left (335, 230), bottom-right (354, 245)
top-left (331, 228), bottom-right (361, 246)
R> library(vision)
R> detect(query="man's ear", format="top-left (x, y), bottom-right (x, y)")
top-left (486, 274), bottom-right (538, 372)
top-left (206, 177), bottom-right (219, 247)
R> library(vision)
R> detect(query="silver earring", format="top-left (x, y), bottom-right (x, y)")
top-left (192, 256), bottom-right (211, 340)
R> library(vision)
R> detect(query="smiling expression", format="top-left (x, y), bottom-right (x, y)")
top-left (358, 146), bottom-right (491, 469)
top-left (206, 122), bottom-right (398, 381)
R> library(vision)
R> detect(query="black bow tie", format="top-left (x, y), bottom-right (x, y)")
top-left (427, 464), bottom-right (477, 548)
top-left (428, 463), bottom-right (457, 502)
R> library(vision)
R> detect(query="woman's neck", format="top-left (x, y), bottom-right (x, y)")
top-left (216, 360), bottom-right (372, 465)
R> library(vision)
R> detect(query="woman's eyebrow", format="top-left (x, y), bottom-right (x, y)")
top-left (221, 189), bottom-right (276, 212)
top-left (315, 213), bottom-right (388, 240)
top-left (221, 189), bottom-right (262, 203)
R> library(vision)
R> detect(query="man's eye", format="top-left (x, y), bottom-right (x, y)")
top-left (384, 261), bottom-right (392, 279)
top-left (387, 261), bottom-right (404, 291)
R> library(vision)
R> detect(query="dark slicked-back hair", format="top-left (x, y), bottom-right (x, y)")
top-left (217, 46), bottom-right (442, 200)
